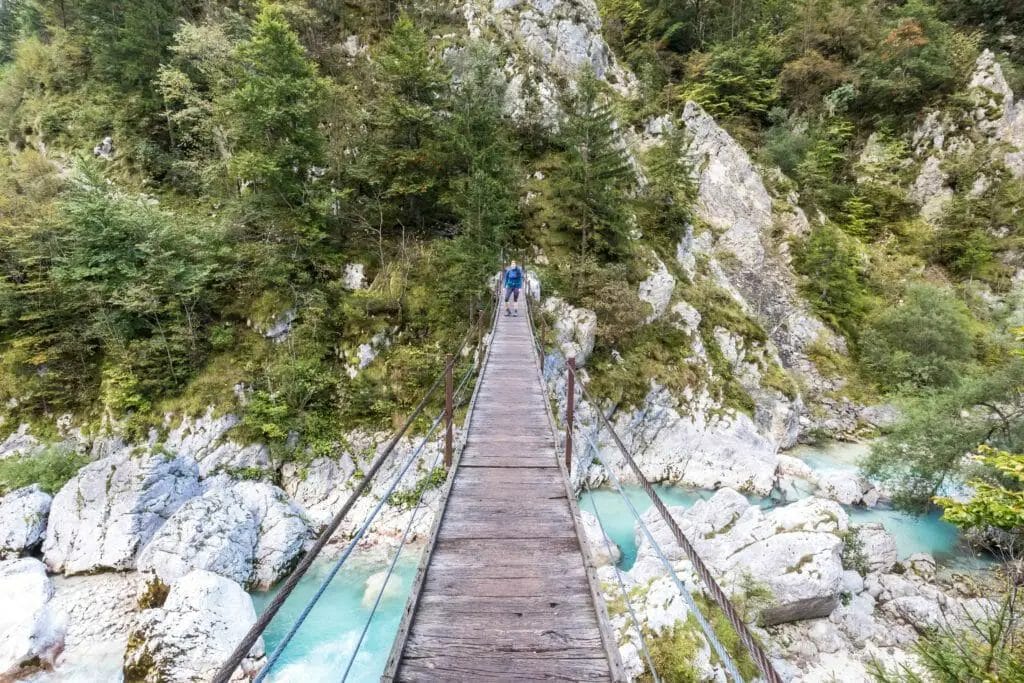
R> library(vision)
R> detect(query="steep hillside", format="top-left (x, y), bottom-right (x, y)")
top-left (0, 0), bottom-right (1022, 681)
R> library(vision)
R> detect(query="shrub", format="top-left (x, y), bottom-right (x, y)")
top-left (860, 284), bottom-right (973, 391)
top-left (0, 448), bottom-right (89, 495)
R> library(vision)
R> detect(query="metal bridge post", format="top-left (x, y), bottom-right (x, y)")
top-left (444, 354), bottom-right (454, 468)
top-left (565, 357), bottom-right (575, 471)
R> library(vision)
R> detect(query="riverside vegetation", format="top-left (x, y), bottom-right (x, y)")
top-left (0, 0), bottom-right (1023, 681)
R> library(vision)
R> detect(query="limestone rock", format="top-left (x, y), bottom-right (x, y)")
top-left (163, 410), bottom-right (271, 479)
top-left (638, 259), bottom-right (675, 322)
top-left (282, 453), bottom-right (358, 530)
top-left (123, 570), bottom-right (265, 682)
top-left (46, 572), bottom-right (147, 680)
top-left (681, 100), bottom-right (842, 389)
top-left (633, 490), bottom-right (848, 623)
top-left (856, 524), bottom-right (898, 574)
top-left (816, 470), bottom-right (876, 507)
top-left (0, 424), bottom-right (41, 459)
top-left (592, 385), bottom-right (780, 495)
top-left (0, 485), bottom-right (51, 558)
top-left (0, 558), bottom-right (65, 678)
top-left (543, 297), bottom-right (597, 366)
top-left (138, 480), bottom-right (311, 590)
top-left (579, 510), bottom-right (621, 567)
top-left (342, 263), bottom-right (366, 290)
top-left (43, 450), bottom-right (200, 575)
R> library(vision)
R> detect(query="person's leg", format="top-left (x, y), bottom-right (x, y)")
top-left (504, 287), bottom-right (512, 314)
top-left (513, 288), bottom-right (520, 315)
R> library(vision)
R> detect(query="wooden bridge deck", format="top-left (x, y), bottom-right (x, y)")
top-left (384, 302), bottom-right (620, 681)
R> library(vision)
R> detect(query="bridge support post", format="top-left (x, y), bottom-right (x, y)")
top-left (444, 353), bottom-right (454, 468)
top-left (565, 357), bottom-right (575, 471)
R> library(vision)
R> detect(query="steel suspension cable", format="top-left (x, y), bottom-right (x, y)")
top-left (255, 409), bottom-right (446, 682)
top-left (214, 320), bottom-right (483, 683)
top-left (339, 362), bottom-right (478, 682)
top-left (579, 427), bottom-right (744, 683)
top-left (582, 460), bottom-right (661, 683)
top-left (576, 378), bottom-right (783, 683)
top-left (525, 294), bottom-right (781, 683)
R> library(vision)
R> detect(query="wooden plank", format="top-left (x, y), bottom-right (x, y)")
top-left (390, 302), bottom-right (621, 682)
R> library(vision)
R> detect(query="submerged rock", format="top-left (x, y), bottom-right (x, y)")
top-left (0, 558), bottom-right (65, 678)
top-left (43, 450), bottom-right (200, 575)
top-left (123, 570), bottom-right (265, 682)
top-left (0, 485), bottom-right (51, 559)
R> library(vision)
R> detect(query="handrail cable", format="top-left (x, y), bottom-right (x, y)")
top-left (215, 308), bottom-right (491, 682)
top-left (339, 362), bottom-right (478, 682)
top-left (576, 379), bottom-right (782, 683)
top-left (581, 459), bottom-right (661, 683)
top-left (578, 427), bottom-right (744, 682)
top-left (524, 275), bottom-right (781, 683)
top-left (255, 408), bottom-right (445, 682)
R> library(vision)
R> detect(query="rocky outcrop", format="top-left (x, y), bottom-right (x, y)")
top-left (0, 485), bottom-right (51, 559)
top-left (46, 572), bottom-right (147, 681)
top-left (123, 570), bottom-right (265, 682)
top-left (43, 450), bottom-right (200, 575)
top-left (138, 479), bottom-right (311, 590)
top-left (162, 411), bottom-right (270, 479)
top-left (0, 424), bottom-right (41, 459)
top-left (543, 297), bottom-right (597, 366)
top-left (911, 49), bottom-right (1024, 221)
top-left (681, 101), bottom-right (843, 390)
top-left (0, 558), bottom-right (65, 678)
top-left (464, 0), bottom-right (635, 123)
top-left (637, 259), bottom-right (675, 322)
top-left (587, 385), bottom-right (780, 495)
top-left (631, 490), bottom-right (848, 625)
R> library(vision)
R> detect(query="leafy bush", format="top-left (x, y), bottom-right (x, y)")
top-left (0, 448), bottom-right (89, 495)
top-left (793, 223), bottom-right (870, 341)
top-left (860, 285), bottom-right (973, 391)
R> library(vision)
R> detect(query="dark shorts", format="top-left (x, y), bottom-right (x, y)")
top-left (505, 286), bottom-right (521, 302)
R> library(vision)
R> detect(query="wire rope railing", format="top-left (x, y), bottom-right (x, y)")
top-left (339, 361), bottom-right (478, 682)
top-left (214, 266), bottom-right (504, 683)
top-left (525, 271), bottom-right (783, 683)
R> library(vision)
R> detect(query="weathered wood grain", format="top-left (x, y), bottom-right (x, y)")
top-left (388, 306), bottom-right (618, 682)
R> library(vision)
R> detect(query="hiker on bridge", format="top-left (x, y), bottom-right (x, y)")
top-left (504, 260), bottom-right (524, 316)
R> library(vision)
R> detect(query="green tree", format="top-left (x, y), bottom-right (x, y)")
top-left (366, 12), bottom-right (449, 235)
top-left (936, 446), bottom-right (1024, 533)
top-left (637, 127), bottom-right (696, 254)
top-left (793, 222), bottom-right (869, 340)
top-left (860, 284), bottom-right (973, 391)
top-left (542, 69), bottom-right (634, 260)
top-left (862, 362), bottom-right (1024, 512)
top-left (218, 2), bottom-right (328, 210)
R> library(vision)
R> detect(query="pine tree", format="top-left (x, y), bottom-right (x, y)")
top-left (444, 44), bottom-right (519, 250)
top-left (371, 12), bottom-right (448, 234)
top-left (218, 2), bottom-right (328, 211)
top-left (547, 69), bottom-right (635, 259)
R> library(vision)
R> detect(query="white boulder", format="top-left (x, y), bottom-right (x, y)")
top-left (543, 297), bottom-right (597, 366)
top-left (0, 485), bottom-right (51, 558)
top-left (138, 480), bottom-right (311, 590)
top-left (633, 490), bottom-right (848, 624)
top-left (123, 570), bottom-right (265, 682)
top-left (855, 524), bottom-right (898, 574)
top-left (579, 510), bottom-right (621, 567)
top-left (0, 558), bottom-right (65, 677)
top-left (43, 450), bottom-right (200, 575)
top-left (638, 259), bottom-right (675, 322)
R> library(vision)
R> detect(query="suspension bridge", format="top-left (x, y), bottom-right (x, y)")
top-left (214, 275), bottom-right (782, 683)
